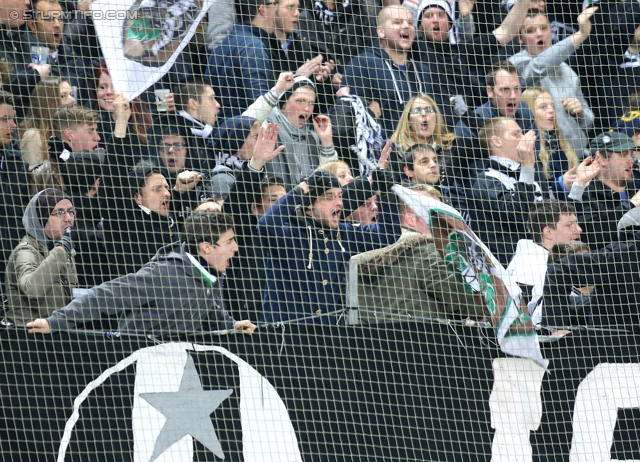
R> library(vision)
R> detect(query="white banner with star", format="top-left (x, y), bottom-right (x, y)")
top-left (57, 343), bottom-right (302, 462)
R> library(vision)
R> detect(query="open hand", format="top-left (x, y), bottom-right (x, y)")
top-left (296, 55), bottom-right (323, 78)
top-left (250, 123), bottom-right (285, 170)
top-left (575, 155), bottom-right (600, 187)
top-left (378, 140), bottom-right (393, 169)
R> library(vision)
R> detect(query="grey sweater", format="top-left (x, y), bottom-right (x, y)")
top-left (46, 243), bottom-right (236, 334)
top-left (509, 37), bottom-right (594, 157)
top-left (265, 108), bottom-right (338, 190)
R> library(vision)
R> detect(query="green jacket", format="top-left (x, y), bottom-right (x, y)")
top-left (6, 234), bottom-right (77, 324)
top-left (355, 229), bottom-right (483, 323)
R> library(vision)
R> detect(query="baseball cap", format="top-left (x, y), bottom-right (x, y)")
top-left (589, 132), bottom-right (637, 155)
top-left (613, 112), bottom-right (640, 139)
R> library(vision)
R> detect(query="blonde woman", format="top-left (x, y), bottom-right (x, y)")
top-left (318, 160), bottom-right (354, 186)
top-left (522, 87), bottom-right (579, 197)
top-left (391, 94), bottom-right (456, 153)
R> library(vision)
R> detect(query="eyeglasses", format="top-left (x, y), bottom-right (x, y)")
top-left (160, 142), bottom-right (187, 150)
top-left (410, 107), bottom-right (436, 115)
top-left (51, 208), bottom-right (75, 218)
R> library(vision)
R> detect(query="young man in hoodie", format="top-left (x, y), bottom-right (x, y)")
top-left (265, 75), bottom-right (338, 189)
top-left (5, 188), bottom-right (77, 325)
top-left (508, 6), bottom-right (597, 156)
top-left (506, 199), bottom-right (582, 322)
top-left (27, 211), bottom-right (257, 336)
top-left (342, 4), bottom-right (443, 137)
top-left (257, 166), bottom-right (402, 324)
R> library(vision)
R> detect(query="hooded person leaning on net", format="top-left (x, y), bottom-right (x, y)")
top-left (26, 211), bottom-right (256, 336)
top-left (4, 188), bottom-right (78, 325)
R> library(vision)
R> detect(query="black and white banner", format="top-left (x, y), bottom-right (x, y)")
top-left (1, 324), bottom-right (639, 461)
top-left (91, 0), bottom-right (211, 100)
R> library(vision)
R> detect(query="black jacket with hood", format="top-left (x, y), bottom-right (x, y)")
top-left (45, 242), bottom-right (236, 335)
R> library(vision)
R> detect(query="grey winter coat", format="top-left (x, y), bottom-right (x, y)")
top-left (5, 191), bottom-right (77, 324)
top-left (45, 242), bottom-right (236, 335)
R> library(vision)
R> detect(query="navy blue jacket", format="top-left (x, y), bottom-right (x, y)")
top-left (342, 46), bottom-right (448, 138)
top-left (206, 24), bottom-right (277, 120)
top-left (257, 187), bottom-right (402, 324)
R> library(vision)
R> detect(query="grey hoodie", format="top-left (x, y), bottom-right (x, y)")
top-left (5, 190), bottom-right (77, 324)
top-left (46, 242), bottom-right (236, 335)
top-left (509, 37), bottom-right (594, 156)
top-left (265, 108), bottom-right (338, 190)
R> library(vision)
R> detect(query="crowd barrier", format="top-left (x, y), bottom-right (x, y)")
top-left (2, 322), bottom-right (640, 461)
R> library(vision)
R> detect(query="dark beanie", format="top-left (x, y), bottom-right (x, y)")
top-left (36, 188), bottom-right (70, 223)
top-left (303, 169), bottom-right (341, 206)
top-left (341, 177), bottom-right (375, 218)
top-left (129, 164), bottom-right (162, 197)
top-left (280, 75), bottom-right (317, 109)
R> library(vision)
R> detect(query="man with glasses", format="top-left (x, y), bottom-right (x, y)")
top-left (5, 188), bottom-right (78, 325)
top-left (27, 211), bottom-right (257, 336)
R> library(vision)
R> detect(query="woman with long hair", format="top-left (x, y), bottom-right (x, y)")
top-left (19, 77), bottom-right (77, 195)
top-left (93, 61), bottom-right (153, 165)
top-left (521, 87), bottom-right (579, 197)
top-left (390, 94), bottom-right (455, 186)
top-left (391, 94), bottom-right (455, 153)
top-left (19, 77), bottom-right (76, 166)
top-left (318, 159), bottom-right (354, 186)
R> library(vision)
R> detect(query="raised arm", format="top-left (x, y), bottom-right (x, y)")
top-left (493, 0), bottom-right (533, 45)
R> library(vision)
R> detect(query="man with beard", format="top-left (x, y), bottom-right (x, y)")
top-left (257, 167), bottom-right (402, 324)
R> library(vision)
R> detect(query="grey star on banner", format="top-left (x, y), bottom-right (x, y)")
top-left (139, 355), bottom-right (234, 461)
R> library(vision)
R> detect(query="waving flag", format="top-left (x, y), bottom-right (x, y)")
top-left (91, 0), bottom-right (212, 100)
top-left (392, 185), bottom-right (545, 368)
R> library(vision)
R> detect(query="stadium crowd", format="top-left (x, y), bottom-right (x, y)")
top-left (0, 0), bottom-right (639, 335)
